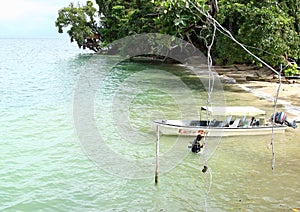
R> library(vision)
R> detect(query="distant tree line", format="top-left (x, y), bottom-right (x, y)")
top-left (55, 0), bottom-right (299, 68)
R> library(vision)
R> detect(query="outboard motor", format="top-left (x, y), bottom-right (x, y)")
top-left (271, 112), bottom-right (297, 129)
top-left (191, 142), bottom-right (202, 153)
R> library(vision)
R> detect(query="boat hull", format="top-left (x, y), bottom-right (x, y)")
top-left (153, 120), bottom-right (287, 137)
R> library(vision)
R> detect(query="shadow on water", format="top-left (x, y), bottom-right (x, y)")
top-left (110, 61), bottom-right (207, 91)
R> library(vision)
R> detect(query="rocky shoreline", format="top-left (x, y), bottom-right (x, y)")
top-left (213, 64), bottom-right (299, 84)
top-left (213, 64), bottom-right (300, 120)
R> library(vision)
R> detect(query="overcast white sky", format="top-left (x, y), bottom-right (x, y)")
top-left (0, 0), bottom-right (97, 38)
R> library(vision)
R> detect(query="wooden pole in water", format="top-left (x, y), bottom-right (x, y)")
top-left (155, 125), bottom-right (159, 185)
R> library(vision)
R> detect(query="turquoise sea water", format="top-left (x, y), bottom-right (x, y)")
top-left (0, 38), bottom-right (300, 211)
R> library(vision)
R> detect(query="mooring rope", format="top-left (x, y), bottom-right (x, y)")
top-left (188, 0), bottom-right (282, 171)
top-left (186, 0), bottom-right (283, 210)
top-left (202, 13), bottom-right (217, 212)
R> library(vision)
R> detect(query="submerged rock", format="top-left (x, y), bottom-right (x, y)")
top-left (218, 74), bottom-right (236, 84)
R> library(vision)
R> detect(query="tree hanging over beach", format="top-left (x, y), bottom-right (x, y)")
top-left (55, 0), bottom-right (300, 67)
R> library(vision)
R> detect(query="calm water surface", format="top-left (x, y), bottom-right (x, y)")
top-left (0, 39), bottom-right (299, 211)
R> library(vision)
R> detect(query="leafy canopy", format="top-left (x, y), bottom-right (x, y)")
top-left (55, 0), bottom-right (300, 67)
top-left (55, 1), bottom-right (100, 51)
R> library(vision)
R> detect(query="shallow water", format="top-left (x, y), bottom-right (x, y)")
top-left (0, 39), bottom-right (299, 211)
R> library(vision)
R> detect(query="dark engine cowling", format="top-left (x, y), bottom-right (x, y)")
top-left (272, 112), bottom-right (297, 129)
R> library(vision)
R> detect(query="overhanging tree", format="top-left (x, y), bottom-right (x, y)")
top-left (55, 0), bottom-right (300, 67)
top-left (55, 1), bottom-right (101, 52)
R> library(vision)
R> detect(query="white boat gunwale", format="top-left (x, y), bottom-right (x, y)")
top-left (154, 120), bottom-right (286, 129)
top-left (153, 106), bottom-right (288, 137)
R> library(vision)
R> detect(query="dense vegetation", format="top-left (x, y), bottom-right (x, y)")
top-left (55, 0), bottom-right (300, 68)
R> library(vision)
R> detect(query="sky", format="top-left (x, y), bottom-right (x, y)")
top-left (0, 0), bottom-right (97, 38)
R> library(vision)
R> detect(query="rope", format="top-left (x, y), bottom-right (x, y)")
top-left (201, 14), bottom-right (216, 212)
top-left (215, 28), bottom-right (283, 59)
top-left (188, 0), bottom-right (282, 171)
top-left (204, 167), bottom-right (213, 210)
top-left (188, 6), bottom-right (218, 211)
top-left (269, 65), bottom-right (282, 170)
top-left (186, 0), bottom-right (283, 209)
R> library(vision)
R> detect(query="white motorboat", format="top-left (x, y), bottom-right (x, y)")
top-left (153, 106), bottom-right (297, 137)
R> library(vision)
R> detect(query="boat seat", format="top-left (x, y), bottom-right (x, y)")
top-left (239, 116), bottom-right (247, 127)
top-left (229, 118), bottom-right (240, 128)
top-left (223, 116), bottom-right (232, 127)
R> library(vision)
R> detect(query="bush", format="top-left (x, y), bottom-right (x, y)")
top-left (284, 62), bottom-right (299, 76)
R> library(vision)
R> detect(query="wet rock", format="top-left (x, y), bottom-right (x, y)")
top-left (218, 75), bottom-right (236, 84)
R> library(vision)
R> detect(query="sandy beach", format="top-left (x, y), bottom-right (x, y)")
top-left (212, 65), bottom-right (300, 120)
top-left (238, 81), bottom-right (300, 105)
top-left (234, 81), bottom-right (300, 120)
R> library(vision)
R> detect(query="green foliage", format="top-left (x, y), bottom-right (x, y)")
top-left (216, 0), bottom-right (300, 66)
top-left (153, 0), bottom-right (208, 40)
top-left (95, 0), bottom-right (157, 46)
top-left (55, 1), bottom-right (100, 51)
top-left (55, 0), bottom-right (300, 68)
top-left (284, 62), bottom-right (299, 76)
